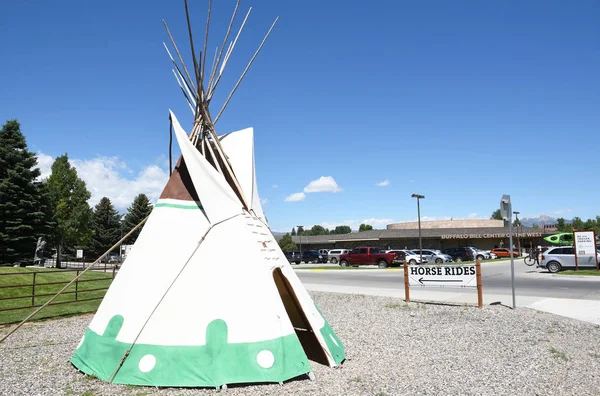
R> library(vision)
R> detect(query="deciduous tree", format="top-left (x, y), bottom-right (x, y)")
top-left (332, 225), bottom-right (351, 235)
top-left (46, 154), bottom-right (93, 267)
top-left (310, 225), bottom-right (328, 235)
top-left (358, 223), bottom-right (373, 232)
top-left (278, 233), bottom-right (296, 252)
top-left (490, 209), bottom-right (503, 220)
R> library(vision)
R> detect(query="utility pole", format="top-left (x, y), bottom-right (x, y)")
top-left (297, 225), bottom-right (303, 263)
top-left (411, 194), bottom-right (425, 264)
top-left (513, 211), bottom-right (521, 255)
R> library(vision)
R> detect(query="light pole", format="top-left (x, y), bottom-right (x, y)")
top-left (411, 194), bottom-right (425, 264)
top-left (297, 225), bottom-right (303, 263)
top-left (513, 211), bottom-right (521, 255)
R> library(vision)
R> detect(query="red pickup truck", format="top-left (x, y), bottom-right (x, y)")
top-left (338, 247), bottom-right (400, 268)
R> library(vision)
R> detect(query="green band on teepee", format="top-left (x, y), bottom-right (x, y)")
top-left (71, 316), bottom-right (311, 387)
top-left (155, 202), bottom-right (203, 210)
top-left (314, 304), bottom-right (346, 365)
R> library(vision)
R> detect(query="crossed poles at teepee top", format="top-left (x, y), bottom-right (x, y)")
top-left (163, 0), bottom-right (279, 211)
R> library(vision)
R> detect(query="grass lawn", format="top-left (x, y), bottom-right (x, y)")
top-left (0, 267), bottom-right (114, 325)
top-left (557, 270), bottom-right (600, 276)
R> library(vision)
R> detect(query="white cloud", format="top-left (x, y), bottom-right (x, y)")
top-left (260, 198), bottom-right (269, 205)
top-left (36, 153), bottom-right (169, 211)
top-left (272, 184), bottom-right (279, 189)
top-left (375, 179), bottom-right (390, 187)
top-left (303, 176), bottom-right (343, 193)
top-left (467, 212), bottom-right (478, 219)
top-left (362, 218), bottom-right (394, 228)
top-left (284, 192), bottom-right (306, 202)
top-left (402, 216), bottom-right (452, 222)
top-left (35, 152), bottom-right (54, 180)
top-left (552, 208), bottom-right (572, 215)
top-left (72, 157), bottom-right (169, 210)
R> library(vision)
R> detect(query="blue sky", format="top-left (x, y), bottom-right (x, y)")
top-left (1, 0), bottom-right (599, 232)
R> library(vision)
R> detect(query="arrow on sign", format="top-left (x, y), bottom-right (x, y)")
top-left (418, 277), bottom-right (463, 285)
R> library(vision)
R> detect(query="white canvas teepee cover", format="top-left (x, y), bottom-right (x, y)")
top-left (71, 112), bottom-right (345, 387)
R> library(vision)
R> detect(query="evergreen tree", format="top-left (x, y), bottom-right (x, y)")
top-left (122, 194), bottom-right (153, 244)
top-left (297, 226), bottom-right (305, 235)
top-left (278, 233), bottom-right (296, 252)
top-left (0, 120), bottom-right (52, 265)
top-left (291, 227), bottom-right (296, 236)
top-left (91, 197), bottom-right (122, 257)
top-left (46, 154), bottom-right (93, 267)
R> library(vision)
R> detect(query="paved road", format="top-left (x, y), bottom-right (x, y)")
top-left (295, 260), bottom-right (600, 301)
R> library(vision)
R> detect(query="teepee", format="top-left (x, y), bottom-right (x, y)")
top-left (70, 0), bottom-right (345, 388)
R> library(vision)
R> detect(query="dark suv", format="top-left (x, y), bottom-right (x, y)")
top-left (302, 250), bottom-right (326, 264)
top-left (284, 251), bottom-right (301, 265)
top-left (440, 247), bottom-right (474, 262)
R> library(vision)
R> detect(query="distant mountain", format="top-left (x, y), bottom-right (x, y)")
top-left (519, 215), bottom-right (572, 227)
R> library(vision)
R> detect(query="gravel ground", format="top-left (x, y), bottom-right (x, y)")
top-left (2, 292), bottom-right (600, 396)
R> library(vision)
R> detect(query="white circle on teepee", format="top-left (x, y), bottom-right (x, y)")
top-left (329, 334), bottom-right (339, 347)
top-left (76, 335), bottom-right (85, 349)
top-left (138, 354), bottom-right (156, 373)
top-left (256, 350), bottom-right (274, 368)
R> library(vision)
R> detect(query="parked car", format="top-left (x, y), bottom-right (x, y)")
top-left (486, 250), bottom-right (498, 259)
top-left (339, 247), bottom-right (399, 268)
top-left (284, 251), bottom-right (301, 265)
top-left (440, 247), bottom-right (475, 262)
top-left (411, 249), bottom-right (453, 264)
top-left (490, 248), bottom-right (520, 258)
top-left (327, 249), bottom-right (350, 264)
top-left (101, 252), bottom-right (121, 264)
top-left (464, 247), bottom-right (490, 261)
top-left (301, 250), bottom-right (327, 264)
top-left (385, 250), bottom-right (427, 265)
top-left (318, 249), bottom-right (330, 262)
top-left (541, 246), bottom-right (599, 273)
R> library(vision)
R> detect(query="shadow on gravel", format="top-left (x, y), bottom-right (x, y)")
top-left (405, 299), bottom-right (514, 310)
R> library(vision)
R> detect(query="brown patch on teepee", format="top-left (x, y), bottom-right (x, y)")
top-left (160, 156), bottom-right (200, 202)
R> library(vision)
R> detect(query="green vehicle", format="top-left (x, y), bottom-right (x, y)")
top-left (543, 233), bottom-right (574, 246)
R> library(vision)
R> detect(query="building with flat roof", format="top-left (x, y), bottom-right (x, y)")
top-left (291, 219), bottom-right (551, 252)
top-left (387, 219), bottom-right (504, 230)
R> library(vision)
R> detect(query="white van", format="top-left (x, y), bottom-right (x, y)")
top-left (326, 249), bottom-right (350, 264)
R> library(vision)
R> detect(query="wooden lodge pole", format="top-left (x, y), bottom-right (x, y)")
top-left (0, 216), bottom-right (149, 344)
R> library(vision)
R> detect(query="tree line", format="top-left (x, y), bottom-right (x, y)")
top-left (555, 217), bottom-right (600, 234)
top-left (0, 120), bottom-right (153, 267)
top-left (291, 223), bottom-right (373, 236)
top-left (491, 210), bottom-right (600, 232)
